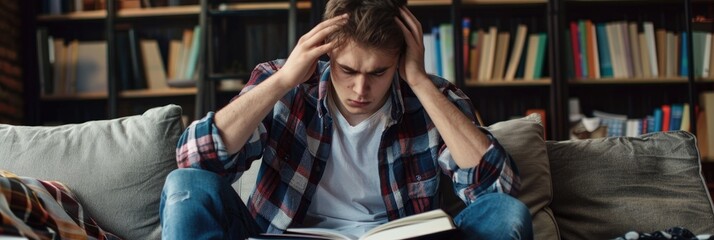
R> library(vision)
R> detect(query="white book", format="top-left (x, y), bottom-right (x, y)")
top-left (75, 41), bottom-right (108, 94)
top-left (666, 32), bottom-right (675, 77)
top-left (423, 34), bottom-right (437, 75)
top-left (254, 209), bottom-right (456, 240)
top-left (639, 33), bottom-right (652, 78)
top-left (619, 22), bottom-right (633, 78)
top-left (483, 26), bottom-right (498, 80)
top-left (505, 24), bottom-right (528, 81)
top-left (628, 22), bottom-right (642, 78)
top-left (141, 40), bottom-right (169, 90)
top-left (524, 34), bottom-right (539, 80)
top-left (478, 30), bottom-right (492, 81)
top-left (606, 23), bottom-right (623, 78)
top-left (703, 33), bottom-right (712, 78)
top-left (643, 22), bottom-right (659, 76)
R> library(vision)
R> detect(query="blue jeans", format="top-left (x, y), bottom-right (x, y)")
top-left (160, 168), bottom-right (533, 240)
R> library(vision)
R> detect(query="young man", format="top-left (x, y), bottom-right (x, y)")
top-left (160, 0), bottom-right (532, 239)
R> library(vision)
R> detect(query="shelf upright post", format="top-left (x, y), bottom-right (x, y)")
top-left (452, 0), bottom-right (464, 87)
top-left (288, 0), bottom-right (297, 52)
top-left (311, 0), bottom-right (325, 27)
top-left (548, 0), bottom-right (568, 140)
top-left (684, 0), bottom-right (697, 135)
top-left (196, 0), bottom-right (213, 117)
top-left (106, 0), bottom-right (118, 119)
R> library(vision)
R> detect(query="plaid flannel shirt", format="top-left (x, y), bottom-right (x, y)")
top-left (0, 170), bottom-right (119, 240)
top-left (176, 60), bottom-right (520, 233)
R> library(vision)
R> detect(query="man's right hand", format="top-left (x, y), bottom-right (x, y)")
top-left (275, 13), bottom-right (348, 89)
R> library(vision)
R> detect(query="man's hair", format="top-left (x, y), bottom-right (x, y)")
top-left (323, 0), bottom-right (407, 55)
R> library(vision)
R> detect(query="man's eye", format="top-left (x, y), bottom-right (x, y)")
top-left (342, 69), bottom-right (357, 75)
top-left (372, 72), bottom-right (385, 77)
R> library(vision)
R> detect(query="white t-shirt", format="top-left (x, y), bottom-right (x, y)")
top-left (302, 95), bottom-right (392, 237)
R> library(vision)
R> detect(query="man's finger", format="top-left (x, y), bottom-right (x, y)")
top-left (301, 14), bottom-right (348, 43)
top-left (395, 17), bottom-right (417, 48)
top-left (399, 7), bottom-right (422, 44)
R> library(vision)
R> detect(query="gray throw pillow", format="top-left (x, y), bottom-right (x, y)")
top-left (438, 113), bottom-right (559, 239)
top-left (488, 113), bottom-right (559, 240)
top-left (0, 105), bottom-right (183, 240)
top-left (548, 131), bottom-right (714, 239)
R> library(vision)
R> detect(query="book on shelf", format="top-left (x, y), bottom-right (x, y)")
top-left (439, 24), bottom-right (455, 83)
top-left (596, 23), bottom-right (613, 78)
top-left (75, 41), bottom-right (108, 94)
top-left (565, 19), bottom-right (714, 81)
top-left (251, 209), bottom-right (456, 240)
top-left (643, 22), bottom-right (659, 77)
top-left (504, 24), bottom-right (527, 81)
top-left (36, 28), bottom-right (53, 95)
top-left (492, 32), bottom-right (510, 80)
top-left (140, 39), bottom-right (169, 90)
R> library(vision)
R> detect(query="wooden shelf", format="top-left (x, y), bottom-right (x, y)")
top-left (465, 78), bottom-right (551, 86)
top-left (37, 1), bottom-right (312, 21)
top-left (462, 0), bottom-right (547, 4)
top-left (118, 5), bottom-right (200, 18)
top-left (120, 88), bottom-right (198, 98)
top-left (570, 77), bottom-right (714, 85)
top-left (37, 10), bottom-right (106, 22)
top-left (217, 1), bottom-right (312, 11)
top-left (408, 0), bottom-right (453, 6)
top-left (41, 92), bottom-right (108, 101)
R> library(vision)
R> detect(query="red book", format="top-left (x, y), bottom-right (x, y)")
top-left (570, 22), bottom-right (583, 79)
top-left (661, 105), bottom-right (671, 132)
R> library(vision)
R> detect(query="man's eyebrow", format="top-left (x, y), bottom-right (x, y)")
top-left (337, 63), bottom-right (390, 74)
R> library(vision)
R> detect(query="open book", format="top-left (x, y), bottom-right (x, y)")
top-left (252, 209), bottom-right (456, 240)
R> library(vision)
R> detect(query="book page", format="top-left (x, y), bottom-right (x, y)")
top-left (285, 228), bottom-right (358, 240)
top-left (361, 209), bottom-right (449, 237)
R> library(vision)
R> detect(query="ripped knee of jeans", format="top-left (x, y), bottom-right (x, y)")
top-left (167, 191), bottom-right (190, 204)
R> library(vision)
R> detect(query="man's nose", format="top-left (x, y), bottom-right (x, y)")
top-left (353, 75), bottom-right (369, 96)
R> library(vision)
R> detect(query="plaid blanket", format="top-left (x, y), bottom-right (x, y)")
top-left (0, 170), bottom-right (119, 240)
top-left (615, 227), bottom-right (713, 240)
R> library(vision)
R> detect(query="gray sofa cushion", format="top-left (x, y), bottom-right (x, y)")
top-left (548, 131), bottom-right (714, 239)
top-left (0, 105), bottom-right (183, 240)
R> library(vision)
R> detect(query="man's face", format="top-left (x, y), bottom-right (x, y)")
top-left (329, 41), bottom-right (399, 124)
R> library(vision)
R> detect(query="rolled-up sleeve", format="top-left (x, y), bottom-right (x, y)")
top-left (431, 75), bottom-right (520, 205)
top-left (438, 130), bottom-right (520, 205)
top-left (174, 61), bottom-right (281, 183)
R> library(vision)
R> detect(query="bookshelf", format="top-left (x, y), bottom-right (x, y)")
top-left (26, 0), bottom-right (306, 125)
top-left (23, 0), bottom-right (711, 143)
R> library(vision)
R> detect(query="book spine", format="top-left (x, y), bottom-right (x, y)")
top-left (596, 24), bottom-right (613, 78)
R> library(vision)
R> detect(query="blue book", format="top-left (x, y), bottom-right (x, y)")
top-left (596, 23), bottom-right (613, 77)
top-left (433, 27), bottom-right (442, 77)
top-left (654, 108), bottom-right (663, 132)
top-left (669, 104), bottom-right (684, 131)
top-left (578, 20), bottom-right (588, 78)
top-left (646, 115), bottom-right (656, 133)
top-left (681, 32), bottom-right (689, 77)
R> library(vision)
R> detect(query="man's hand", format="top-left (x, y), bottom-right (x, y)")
top-left (276, 14), bottom-right (348, 89)
top-left (395, 6), bottom-right (431, 88)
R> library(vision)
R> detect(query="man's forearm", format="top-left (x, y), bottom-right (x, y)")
top-left (214, 73), bottom-right (293, 155)
top-left (409, 77), bottom-right (491, 169)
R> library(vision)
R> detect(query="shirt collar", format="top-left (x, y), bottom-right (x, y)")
top-left (316, 63), bottom-right (405, 123)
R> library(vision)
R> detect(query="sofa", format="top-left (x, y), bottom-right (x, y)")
top-left (0, 104), bottom-right (713, 240)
